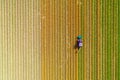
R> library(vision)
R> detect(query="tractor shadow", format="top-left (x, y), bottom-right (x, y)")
top-left (74, 40), bottom-right (78, 49)
top-left (74, 40), bottom-right (80, 54)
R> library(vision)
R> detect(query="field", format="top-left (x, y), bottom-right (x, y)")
top-left (0, 0), bottom-right (119, 80)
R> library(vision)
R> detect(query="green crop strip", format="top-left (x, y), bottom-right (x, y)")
top-left (78, 0), bottom-right (84, 79)
top-left (78, 0), bottom-right (119, 80)
top-left (107, 0), bottom-right (111, 79)
top-left (93, 0), bottom-right (97, 79)
top-left (118, 0), bottom-right (120, 80)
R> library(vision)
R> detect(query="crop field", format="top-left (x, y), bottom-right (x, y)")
top-left (0, 0), bottom-right (119, 80)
